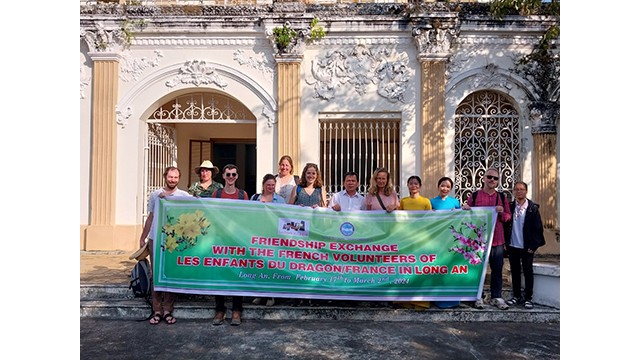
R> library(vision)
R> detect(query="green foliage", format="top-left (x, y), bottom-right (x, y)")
top-left (310, 18), bottom-right (326, 41)
top-left (121, 19), bottom-right (147, 46)
top-left (489, 1), bottom-right (560, 101)
top-left (272, 23), bottom-right (298, 50)
top-left (490, 0), bottom-right (560, 19)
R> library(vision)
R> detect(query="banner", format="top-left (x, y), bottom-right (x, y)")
top-left (151, 197), bottom-right (497, 301)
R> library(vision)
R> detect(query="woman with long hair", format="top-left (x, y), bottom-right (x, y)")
top-left (364, 167), bottom-right (399, 212)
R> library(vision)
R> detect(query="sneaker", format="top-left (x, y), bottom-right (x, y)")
top-left (473, 299), bottom-right (485, 309)
top-left (490, 297), bottom-right (509, 310)
top-left (265, 297), bottom-right (275, 307)
top-left (523, 300), bottom-right (534, 309)
top-left (252, 297), bottom-right (263, 305)
top-left (506, 297), bottom-right (521, 306)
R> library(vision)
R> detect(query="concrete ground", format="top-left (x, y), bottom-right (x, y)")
top-left (80, 251), bottom-right (560, 359)
top-left (81, 318), bottom-right (559, 360)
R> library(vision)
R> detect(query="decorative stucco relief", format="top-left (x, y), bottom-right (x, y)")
top-left (306, 44), bottom-right (411, 103)
top-left (80, 53), bottom-right (91, 99)
top-left (116, 106), bottom-right (132, 129)
top-left (120, 50), bottom-right (163, 82)
top-left (530, 101), bottom-right (558, 134)
top-left (80, 23), bottom-right (126, 53)
top-left (413, 27), bottom-right (456, 57)
top-left (165, 60), bottom-right (228, 88)
top-left (233, 49), bottom-right (274, 78)
top-left (262, 106), bottom-right (276, 128)
top-left (470, 64), bottom-right (513, 91)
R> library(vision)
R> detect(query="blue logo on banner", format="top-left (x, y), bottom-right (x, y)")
top-left (340, 222), bottom-right (355, 236)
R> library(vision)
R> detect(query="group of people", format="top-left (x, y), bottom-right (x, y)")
top-left (137, 156), bottom-right (546, 326)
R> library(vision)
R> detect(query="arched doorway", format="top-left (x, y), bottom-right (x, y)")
top-left (454, 90), bottom-right (522, 204)
top-left (144, 91), bottom-right (257, 216)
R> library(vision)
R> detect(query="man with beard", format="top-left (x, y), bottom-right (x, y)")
top-left (139, 166), bottom-right (191, 325)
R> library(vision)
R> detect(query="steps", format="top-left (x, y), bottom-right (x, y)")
top-left (80, 284), bottom-right (560, 323)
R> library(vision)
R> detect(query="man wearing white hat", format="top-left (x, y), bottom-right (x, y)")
top-left (188, 160), bottom-right (223, 197)
top-left (138, 166), bottom-right (190, 325)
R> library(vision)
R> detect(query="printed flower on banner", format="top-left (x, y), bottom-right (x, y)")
top-left (449, 222), bottom-right (488, 265)
top-left (162, 210), bottom-right (211, 253)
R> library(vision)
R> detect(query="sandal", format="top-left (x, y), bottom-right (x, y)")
top-left (524, 301), bottom-right (534, 309)
top-left (149, 313), bottom-right (162, 325)
top-left (163, 312), bottom-right (177, 325)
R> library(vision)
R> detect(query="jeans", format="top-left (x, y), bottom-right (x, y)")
top-left (508, 246), bottom-right (535, 301)
top-left (489, 244), bottom-right (504, 299)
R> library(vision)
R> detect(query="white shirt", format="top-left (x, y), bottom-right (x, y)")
top-left (275, 175), bottom-right (297, 204)
top-left (328, 190), bottom-right (365, 212)
top-left (510, 199), bottom-right (528, 249)
top-left (147, 188), bottom-right (191, 240)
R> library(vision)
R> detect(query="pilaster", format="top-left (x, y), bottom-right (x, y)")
top-left (84, 52), bottom-right (120, 250)
top-left (275, 55), bottom-right (303, 172)
top-left (530, 100), bottom-right (559, 232)
top-left (419, 59), bottom-right (447, 197)
top-left (413, 18), bottom-right (458, 196)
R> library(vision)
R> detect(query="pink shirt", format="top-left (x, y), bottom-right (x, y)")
top-left (365, 191), bottom-right (399, 211)
top-left (467, 189), bottom-right (512, 246)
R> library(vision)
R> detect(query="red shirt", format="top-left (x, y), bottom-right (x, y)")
top-left (216, 188), bottom-right (249, 200)
top-left (467, 189), bottom-right (512, 247)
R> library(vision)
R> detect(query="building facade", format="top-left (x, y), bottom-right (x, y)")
top-left (79, 0), bottom-right (560, 254)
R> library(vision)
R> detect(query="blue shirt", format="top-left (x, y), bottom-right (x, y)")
top-left (430, 196), bottom-right (461, 210)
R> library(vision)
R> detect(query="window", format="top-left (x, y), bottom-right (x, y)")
top-left (319, 112), bottom-right (401, 197)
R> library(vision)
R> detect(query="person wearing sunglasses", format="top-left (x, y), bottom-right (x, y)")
top-left (462, 168), bottom-right (512, 311)
top-left (212, 164), bottom-right (248, 326)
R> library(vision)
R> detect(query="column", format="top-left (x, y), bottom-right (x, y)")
top-left (85, 52), bottom-right (120, 249)
top-left (275, 55), bottom-right (303, 172)
top-left (419, 58), bottom-right (447, 197)
top-left (412, 22), bottom-right (458, 197)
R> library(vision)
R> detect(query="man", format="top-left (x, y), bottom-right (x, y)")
top-left (328, 171), bottom-right (365, 212)
top-left (139, 166), bottom-right (191, 325)
top-left (504, 181), bottom-right (546, 310)
top-left (462, 168), bottom-right (512, 310)
top-left (212, 164), bottom-right (248, 326)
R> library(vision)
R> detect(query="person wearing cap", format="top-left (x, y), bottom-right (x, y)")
top-left (188, 160), bottom-right (223, 198)
top-left (139, 166), bottom-right (191, 325)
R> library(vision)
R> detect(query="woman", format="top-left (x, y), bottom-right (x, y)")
top-left (288, 163), bottom-right (327, 208)
top-left (399, 175), bottom-right (432, 210)
top-left (430, 176), bottom-right (461, 211)
top-left (430, 176), bottom-right (462, 309)
top-left (251, 174), bottom-right (286, 203)
top-left (251, 174), bottom-right (284, 306)
top-left (397, 175), bottom-right (431, 310)
top-left (188, 160), bottom-right (223, 197)
top-left (364, 167), bottom-right (399, 212)
top-left (275, 155), bottom-right (299, 204)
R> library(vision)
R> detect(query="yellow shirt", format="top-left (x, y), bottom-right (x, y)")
top-left (399, 195), bottom-right (432, 210)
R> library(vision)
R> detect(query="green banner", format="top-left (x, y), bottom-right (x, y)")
top-left (151, 197), bottom-right (497, 301)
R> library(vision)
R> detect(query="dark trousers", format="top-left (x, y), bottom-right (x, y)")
top-left (215, 296), bottom-right (243, 313)
top-left (489, 244), bottom-right (504, 299)
top-left (508, 247), bottom-right (535, 301)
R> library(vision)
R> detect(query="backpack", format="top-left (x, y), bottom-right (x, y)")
top-left (214, 188), bottom-right (246, 199)
top-left (129, 259), bottom-right (152, 299)
top-left (250, 193), bottom-right (260, 201)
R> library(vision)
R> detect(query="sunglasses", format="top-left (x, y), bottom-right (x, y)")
top-left (225, 173), bottom-right (238, 178)
top-left (486, 175), bottom-right (499, 181)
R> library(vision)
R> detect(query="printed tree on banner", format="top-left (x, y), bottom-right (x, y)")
top-left (449, 222), bottom-right (488, 265)
top-left (162, 210), bottom-right (211, 252)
